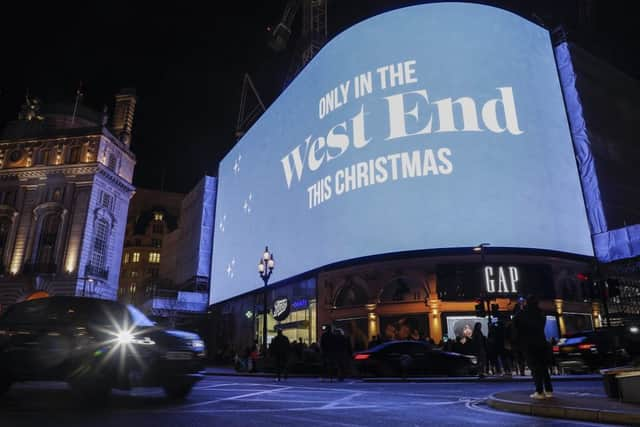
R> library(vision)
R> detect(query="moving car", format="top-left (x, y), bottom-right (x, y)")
top-left (0, 296), bottom-right (206, 400)
top-left (553, 326), bottom-right (639, 373)
top-left (352, 340), bottom-right (478, 377)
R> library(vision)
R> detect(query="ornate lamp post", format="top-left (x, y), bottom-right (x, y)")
top-left (473, 243), bottom-right (491, 316)
top-left (258, 246), bottom-right (275, 352)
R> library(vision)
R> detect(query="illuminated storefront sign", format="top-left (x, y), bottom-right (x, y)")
top-left (291, 298), bottom-right (309, 310)
top-left (484, 265), bottom-right (519, 293)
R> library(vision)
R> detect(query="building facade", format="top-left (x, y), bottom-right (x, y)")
top-left (0, 89), bottom-right (137, 308)
top-left (118, 188), bottom-right (183, 306)
top-left (145, 176), bottom-right (216, 321)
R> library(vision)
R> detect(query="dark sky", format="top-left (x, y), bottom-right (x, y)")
top-left (1, 1), bottom-right (636, 193)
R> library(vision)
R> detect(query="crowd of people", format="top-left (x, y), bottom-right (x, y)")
top-left (224, 295), bottom-right (555, 399)
top-left (440, 295), bottom-right (555, 398)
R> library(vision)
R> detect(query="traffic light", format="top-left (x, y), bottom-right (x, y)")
top-left (475, 302), bottom-right (486, 317)
top-left (491, 303), bottom-right (500, 317)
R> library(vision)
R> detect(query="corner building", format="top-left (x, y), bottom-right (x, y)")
top-left (0, 90), bottom-right (136, 307)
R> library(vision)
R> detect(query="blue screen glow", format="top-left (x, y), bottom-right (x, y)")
top-left (211, 3), bottom-right (594, 304)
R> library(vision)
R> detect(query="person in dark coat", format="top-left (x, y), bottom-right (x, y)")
top-left (471, 322), bottom-right (487, 378)
top-left (270, 329), bottom-right (290, 381)
top-left (320, 325), bottom-right (337, 381)
top-left (507, 304), bottom-right (526, 376)
top-left (514, 295), bottom-right (553, 399)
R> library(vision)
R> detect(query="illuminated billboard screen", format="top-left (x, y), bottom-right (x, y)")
top-left (211, 3), bottom-right (593, 303)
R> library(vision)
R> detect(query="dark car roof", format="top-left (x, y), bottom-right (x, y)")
top-left (367, 340), bottom-right (433, 352)
top-left (0, 297), bottom-right (135, 326)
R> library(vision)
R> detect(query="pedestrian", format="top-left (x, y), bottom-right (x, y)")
top-left (507, 304), bottom-right (526, 376)
top-left (471, 322), bottom-right (487, 378)
top-left (514, 295), bottom-right (554, 399)
top-left (320, 324), bottom-right (337, 382)
top-left (270, 329), bottom-right (290, 381)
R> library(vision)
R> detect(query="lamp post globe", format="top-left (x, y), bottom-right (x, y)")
top-left (258, 246), bottom-right (275, 354)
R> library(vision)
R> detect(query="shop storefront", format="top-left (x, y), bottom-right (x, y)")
top-left (318, 252), bottom-right (596, 347)
top-left (209, 277), bottom-right (317, 357)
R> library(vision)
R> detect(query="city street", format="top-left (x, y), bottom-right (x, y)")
top-left (0, 376), bottom-right (617, 427)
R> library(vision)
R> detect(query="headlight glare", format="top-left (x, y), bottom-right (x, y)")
top-left (116, 330), bottom-right (134, 344)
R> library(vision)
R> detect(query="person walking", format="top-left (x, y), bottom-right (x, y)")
top-left (320, 324), bottom-right (337, 382)
top-left (471, 322), bottom-right (487, 378)
top-left (270, 329), bottom-right (290, 381)
top-left (514, 295), bottom-right (554, 399)
top-left (507, 304), bottom-right (526, 376)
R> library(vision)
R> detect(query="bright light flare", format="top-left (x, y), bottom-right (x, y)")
top-left (116, 330), bottom-right (134, 345)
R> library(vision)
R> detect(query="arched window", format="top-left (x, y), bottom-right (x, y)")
top-left (334, 277), bottom-right (368, 308)
top-left (36, 214), bottom-right (61, 267)
top-left (91, 218), bottom-right (110, 270)
top-left (379, 277), bottom-right (427, 303)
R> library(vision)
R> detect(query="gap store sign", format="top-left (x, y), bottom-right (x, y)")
top-left (211, 3), bottom-right (593, 304)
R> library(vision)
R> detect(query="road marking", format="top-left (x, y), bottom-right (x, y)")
top-left (194, 383), bottom-right (237, 390)
top-left (177, 386), bottom-right (292, 409)
top-left (320, 392), bottom-right (363, 409)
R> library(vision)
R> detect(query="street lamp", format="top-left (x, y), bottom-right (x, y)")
top-left (81, 277), bottom-right (94, 297)
top-left (258, 246), bottom-right (275, 353)
top-left (473, 243), bottom-right (491, 317)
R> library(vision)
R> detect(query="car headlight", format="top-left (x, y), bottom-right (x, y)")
top-left (115, 330), bottom-right (155, 346)
top-left (116, 330), bottom-right (134, 345)
top-left (190, 339), bottom-right (205, 351)
top-left (467, 355), bottom-right (478, 365)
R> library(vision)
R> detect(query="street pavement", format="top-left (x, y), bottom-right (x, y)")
top-left (0, 375), bottom-right (622, 427)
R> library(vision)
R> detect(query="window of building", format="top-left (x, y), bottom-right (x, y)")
top-left (149, 267), bottom-right (159, 278)
top-left (129, 283), bottom-right (136, 296)
top-left (132, 252), bottom-right (140, 263)
top-left (154, 212), bottom-right (164, 221)
top-left (100, 192), bottom-right (113, 211)
top-left (134, 238), bottom-right (141, 246)
top-left (39, 149), bottom-right (51, 165)
top-left (69, 146), bottom-right (81, 164)
top-left (51, 188), bottom-right (62, 202)
top-left (90, 218), bottom-right (109, 269)
top-left (152, 223), bottom-right (163, 234)
top-left (107, 153), bottom-right (117, 171)
top-left (130, 271), bottom-right (138, 278)
top-left (148, 252), bottom-right (160, 264)
top-left (35, 214), bottom-right (61, 267)
top-left (151, 238), bottom-right (162, 248)
top-left (123, 252), bottom-right (129, 264)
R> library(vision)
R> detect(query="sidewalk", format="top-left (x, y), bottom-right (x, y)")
top-left (487, 390), bottom-right (640, 425)
top-left (204, 365), bottom-right (602, 382)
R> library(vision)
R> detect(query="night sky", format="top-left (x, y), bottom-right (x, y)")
top-left (0, 1), bottom-right (636, 194)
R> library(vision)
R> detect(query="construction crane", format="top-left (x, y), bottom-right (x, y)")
top-left (235, 0), bottom-right (327, 141)
top-left (269, 0), bottom-right (327, 88)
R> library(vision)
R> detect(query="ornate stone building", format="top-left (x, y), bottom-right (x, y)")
top-left (0, 89), bottom-right (137, 308)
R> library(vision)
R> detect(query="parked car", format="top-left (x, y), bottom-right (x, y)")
top-left (352, 340), bottom-right (478, 377)
top-left (553, 326), bottom-right (639, 373)
top-left (0, 296), bottom-right (206, 400)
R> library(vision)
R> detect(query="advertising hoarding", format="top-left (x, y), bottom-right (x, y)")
top-left (211, 3), bottom-right (593, 304)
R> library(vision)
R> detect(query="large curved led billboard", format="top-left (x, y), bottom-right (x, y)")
top-left (211, 3), bottom-right (593, 303)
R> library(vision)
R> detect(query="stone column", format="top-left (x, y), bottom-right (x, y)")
top-left (554, 299), bottom-right (566, 336)
top-left (365, 303), bottom-right (378, 341)
top-left (428, 299), bottom-right (443, 343)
